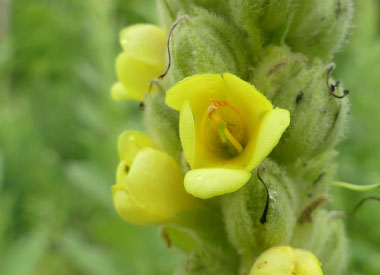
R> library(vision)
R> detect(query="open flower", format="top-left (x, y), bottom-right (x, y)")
top-left (166, 73), bottom-right (290, 199)
top-left (249, 246), bottom-right (323, 275)
top-left (112, 130), bottom-right (196, 225)
top-left (111, 24), bottom-right (167, 101)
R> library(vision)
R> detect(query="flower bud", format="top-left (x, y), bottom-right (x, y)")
top-left (112, 131), bottom-right (196, 225)
top-left (222, 159), bottom-right (297, 271)
top-left (111, 24), bottom-right (167, 101)
top-left (170, 8), bottom-right (250, 82)
top-left (229, 0), bottom-right (295, 33)
top-left (286, 0), bottom-right (353, 59)
top-left (249, 246), bottom-right (323, 275)
top-left (156, 0), bottom-right (187, 31)
top-left (251, 46), bottom-right (349, 163)
top-left (291, 210), bottom-right (348, 275)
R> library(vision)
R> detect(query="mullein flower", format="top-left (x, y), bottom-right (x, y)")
top-left (166, 73), bottom-right (290, 199)
top-left (111, 24), bottom-right (167, 101)
top-left (112, 130), bottom-right (196, 225)
top-left (249, 246), bottom-right (322, 275)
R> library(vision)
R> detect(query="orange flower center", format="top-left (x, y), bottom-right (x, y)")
top-left (201, 98), bottom-right (246, 157)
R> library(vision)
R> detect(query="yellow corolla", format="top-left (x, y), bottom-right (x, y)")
top-left (111, 24), bottom-right (167, 102)
top-left (112, 130), bottom-right (196, 225)
top-left (249, 246), bottom-right (323, 275)
top-left (166, 73), bottom-right (290, 199)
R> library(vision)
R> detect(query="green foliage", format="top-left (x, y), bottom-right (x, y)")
top-left (0, 0), bottom-right (180, 274)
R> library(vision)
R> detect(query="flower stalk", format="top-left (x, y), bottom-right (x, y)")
top-left (110, 0), bottom-right (355, 274)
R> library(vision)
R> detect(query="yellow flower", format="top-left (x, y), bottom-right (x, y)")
top-left (249, 246), bottom-right (323, 275)
top-left (166, 73), bottom-right (290, 199)
top-left (112, 130), bottom-right (196, 225)
top-left (111, 24), bottom-right (167, 102)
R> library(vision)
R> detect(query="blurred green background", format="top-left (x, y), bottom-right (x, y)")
top-left (0, 0), bottom-right (379, 274)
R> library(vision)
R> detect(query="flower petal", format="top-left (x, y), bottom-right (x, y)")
top-left (293, 249), bottom-right (323, 275)
top-left (184, 168), bottom-right (251, 199)
top-left (127, 148), bottom-right (196, 216)
top-left (245, 107), bottom-right (290, 170)
top-left (120, 24), bottom-right (167, 67)
top-left (116, 160), bottom-right (129, 186)
top-left (180, 101), bottom-right (227, 168)
top-left (166, 74), bottom-right (224, 111)
top-left (111, 82), bottom-right (142, 101)
top-left (112, 182), bottom-right (157, 225)
top-left (223, 73), bottom-right (273, 118)
top-left (220, 107), bottom-right (289, 171)
top-left (250, 246), bottom-right (296, 275)
top-left (116, 52), bottom-right (162, 101)
top-left (118, 130), bottom-right (156, 164)
top-left (180, 101), bottom-right (196, 167)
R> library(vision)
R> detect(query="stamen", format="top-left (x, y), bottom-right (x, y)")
top-left (209, 102), bottom-right (244, 153)
top-left (224, 127), bottom-right (243, 153)
top-left (202, 98), bottom-right (245, 155)
top-left (217, 123), bottom-right (228, 143)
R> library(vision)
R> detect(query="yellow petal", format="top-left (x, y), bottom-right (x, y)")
top-left (125, 148), bottom-right (196, 223)
top-left (223, 73), bottom-right (273, 116)
top-left (250, 246), bottom-right (296, 275)
top-left (180, 101), bottom-right (222, 168)
top-left (120, 24), bottom-right (167, 67)
top-left (111, 82), bottom-right (142, 102)
top-left (112, 182), bottom-right (158, 225)
top-left (294, 249), bottom-right (323, 275)
top-left (244, 107), bottom-right (290, 171)
top-left (116, 52), bottom-right (162, 102)
top-left (180, 101), bottom-right (196, 167)
top-left (166, 74), bottom-right (224, 111)
top-left (116, 160), bottom-right (129, 186)
top-left (184, 168), bottom-right (251, 199)
top-left (117, 130), bottom-right (156, 164)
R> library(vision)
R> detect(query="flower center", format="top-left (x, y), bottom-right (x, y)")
top-left (201, 98), bottom-right (246, 157)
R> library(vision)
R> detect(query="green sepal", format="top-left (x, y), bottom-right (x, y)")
top-left (143, 89), bottom-right (182, 161)
top-left (229, 0), bottom-right (296, 44)
top-left (170, 7), bottom-right (251, 82)
top-left (291, 210), bottom-right (348, 275)
top-left (286, 0), bottom-right (354, 59)
top-left (221, 159), bottom-right (298, 273)
top-left (252, 46), bottom-right (349, 163)
top-left (171, 206), bottom-right (240, 275)
top-left (175, 248), bottom-right (238, 275)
